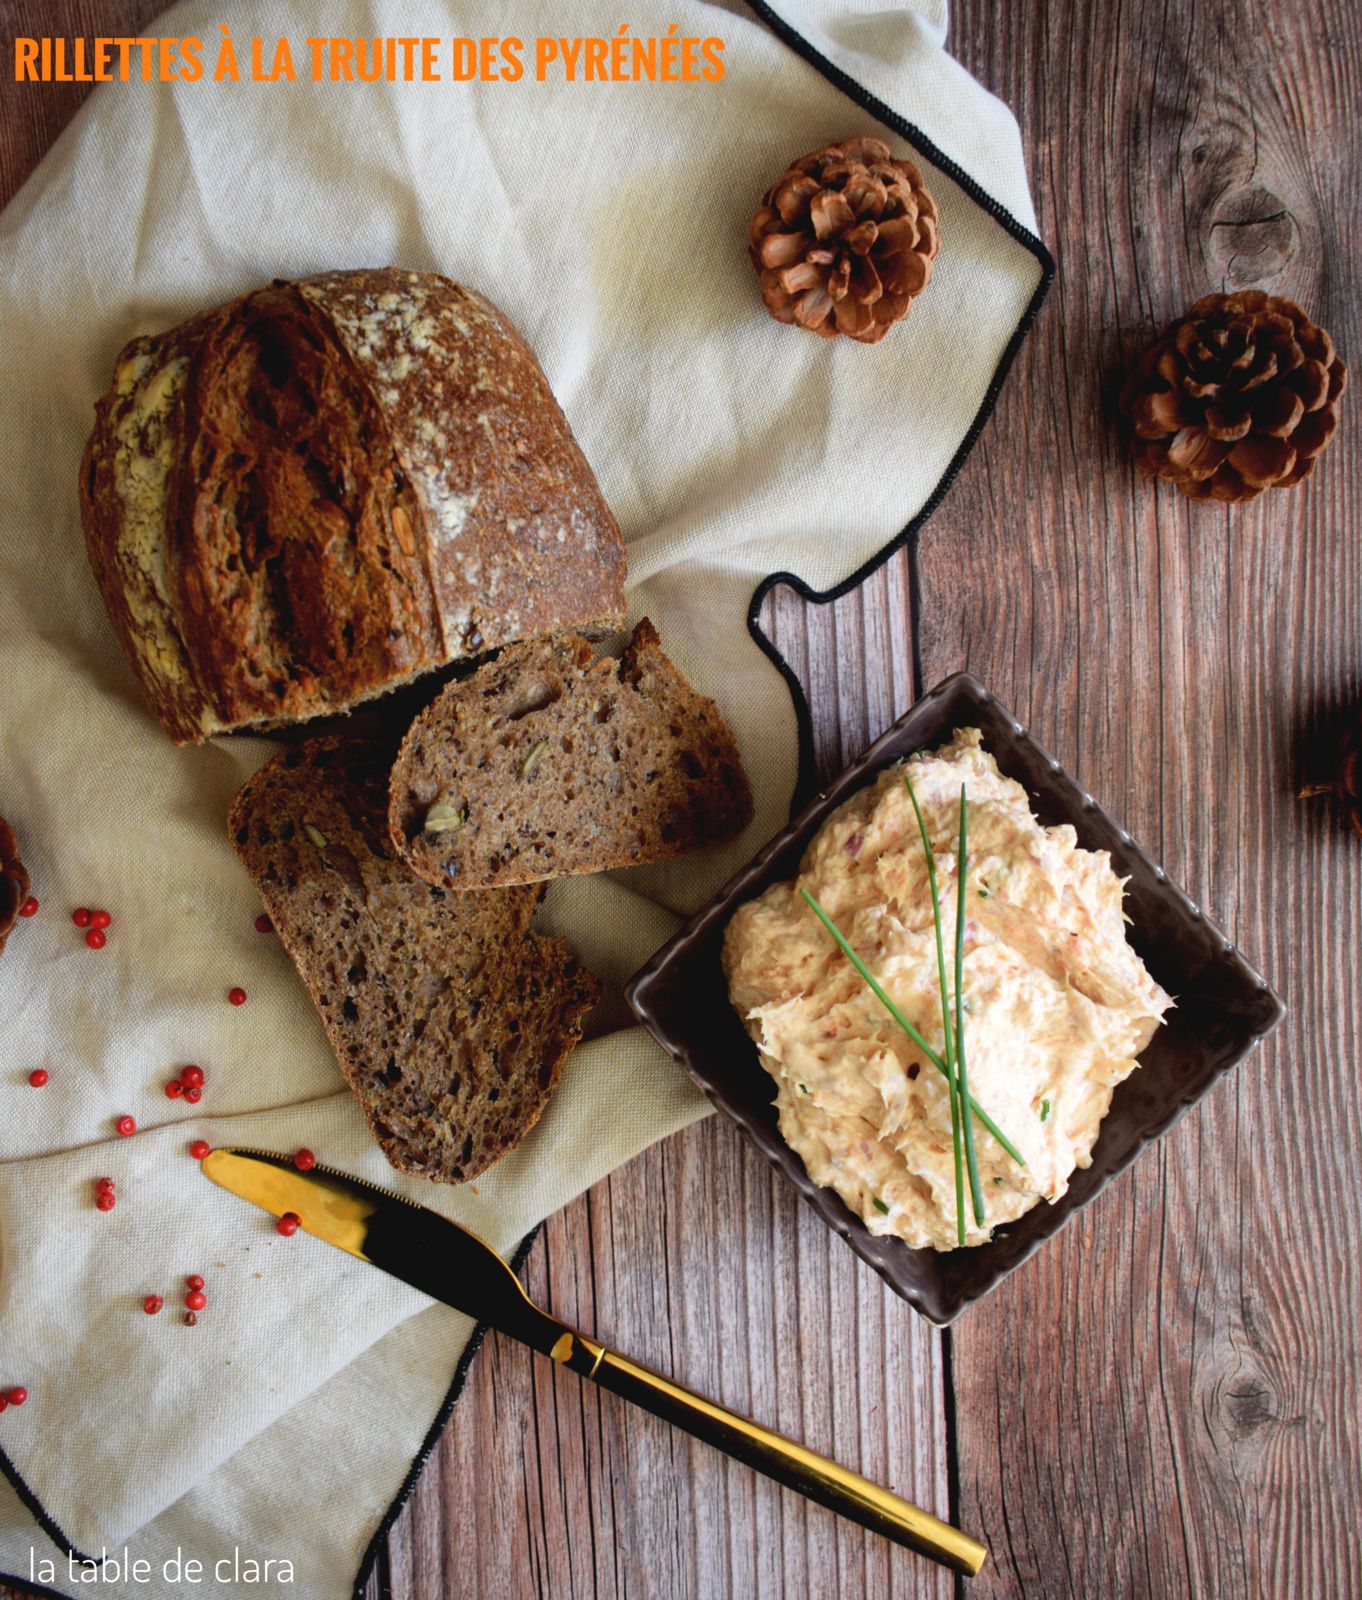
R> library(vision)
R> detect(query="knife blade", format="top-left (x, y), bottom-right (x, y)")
top-left (201, 1147), bottom-right (569, 1355)
top-left (202, 1147), bottom-right (987, 1577)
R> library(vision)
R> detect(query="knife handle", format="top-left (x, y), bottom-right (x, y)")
top-left (553, 1332), bottom-right (985, 1576)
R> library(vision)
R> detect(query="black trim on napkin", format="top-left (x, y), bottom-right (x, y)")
top-left (0, 9), bottom-right (1052, 1598)
top-left (349, 1229), bottom-right (540, 1600)
top-left (0, 1234), bottom-right (540, 1600)
top-left (743, 0), bottom-right (1055, 810)
top-left (0, 1449), bottom-right (88, 1575)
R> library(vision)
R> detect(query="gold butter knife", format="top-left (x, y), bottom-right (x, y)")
top-left (201, 1148), bottom-right (986, 1577)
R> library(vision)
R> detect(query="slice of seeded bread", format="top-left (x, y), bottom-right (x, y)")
top-left (229, 737), bottom-right (598, 1183)
top-left (388, 619), bottom-right (754, 890)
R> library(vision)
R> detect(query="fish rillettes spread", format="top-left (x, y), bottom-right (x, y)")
top-left (721, 729), bottom-right (1172, 1250)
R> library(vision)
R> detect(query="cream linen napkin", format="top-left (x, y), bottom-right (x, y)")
top-left (0, 1), bottom-right (1048, 1594)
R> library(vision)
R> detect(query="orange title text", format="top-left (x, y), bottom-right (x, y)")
top-left (12, 25), bottom-right (726, 84)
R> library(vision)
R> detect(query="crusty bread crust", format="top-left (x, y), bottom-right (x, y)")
top-left (388, 619), bottom-right (754, 889)
top-left (229, 737), bottom-right (598, 1183)
top-left (0, 814), bottom-right (30, 959)
top-left (81, 269), bottom-right (626, 744)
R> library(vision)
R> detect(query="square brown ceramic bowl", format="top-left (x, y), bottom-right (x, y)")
top-left (626, 673), bottom-right (1285, 1325)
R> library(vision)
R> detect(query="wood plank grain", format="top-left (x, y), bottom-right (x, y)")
top-left (920, 1), bottom-right (1362, 1594)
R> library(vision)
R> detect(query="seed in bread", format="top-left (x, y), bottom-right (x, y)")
top-left (388, 619), bottom-right (754, 889)
top-left (81, 269), bottom-right (627, 745)
top-left (229, 737), bottom-right (598, 1183)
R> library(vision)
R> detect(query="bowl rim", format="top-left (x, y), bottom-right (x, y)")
top-left (626, 671), bottom-right (1286, 1324)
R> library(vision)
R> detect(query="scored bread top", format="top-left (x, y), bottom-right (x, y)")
top-left (229, 737), bottom-right (598, 1183)
top-left (388, 619), bottom-right (754, 889)
top-left (81, 269), bottom-right (626, 744)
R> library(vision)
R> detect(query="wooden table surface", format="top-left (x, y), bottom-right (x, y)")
top-left (3, 2), bottom-right (1359, 1596)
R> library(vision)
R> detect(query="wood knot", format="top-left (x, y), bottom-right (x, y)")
top-left (1204, 184), bottom-right (1299, 289)
top-left (1219, 1376), bottom-right (1277, 1439)
top-left (1203, 1351), bottom-right (1292, 1452)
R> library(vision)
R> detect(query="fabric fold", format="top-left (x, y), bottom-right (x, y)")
top-left (0, 1), bottom-right (1048, 1594)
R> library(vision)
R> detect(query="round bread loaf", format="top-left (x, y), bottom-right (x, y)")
top-left (79, 269), bottom-right (626, 744)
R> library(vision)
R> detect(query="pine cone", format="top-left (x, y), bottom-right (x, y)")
top-left (0, 815), bottom-right (30, 959)
top-left (1119, 292), bottom-right (1347, 503)
top-left (1302, 720), bottom-right (1362, 837)
top-left (1337, 725), bottom-right (1362, 837)
top-left (749, 137), bottom-right (940, 343)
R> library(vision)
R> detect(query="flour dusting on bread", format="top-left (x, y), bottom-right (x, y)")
top-left (80, 269), bottom-right (626, 744)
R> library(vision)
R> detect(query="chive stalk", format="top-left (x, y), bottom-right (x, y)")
top-left (799, 886), bottom-right (1026, 1167)
top-left (904, 772), bottom-right (966, 1244)
top-left (954, 784), bottom-right (985, 1226)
